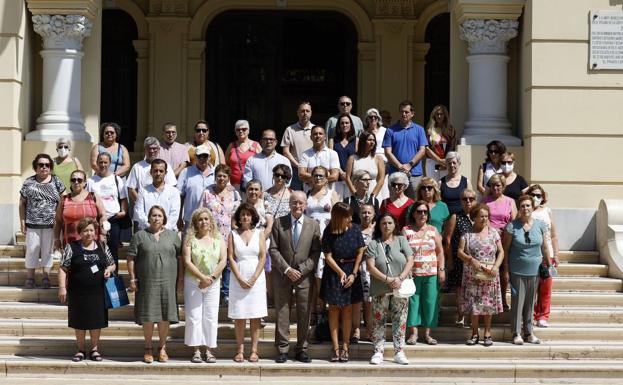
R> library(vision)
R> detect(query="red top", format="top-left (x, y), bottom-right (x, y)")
top-left (380, 197), bottom-right (414, 228)
top-left (227, 141), bottom-right (260, 186)
top-left (62, 193), bottom-right (99, 245)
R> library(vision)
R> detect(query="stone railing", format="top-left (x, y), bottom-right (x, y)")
top-left (596, 199), bottom-right (623, 280)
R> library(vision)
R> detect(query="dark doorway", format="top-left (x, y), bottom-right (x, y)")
top-left (101, 9), bottom-right (138, 151)
top-left (424, 13), bottom-right (450, 124)
top-left (206, 11), bottom-right (358, 145)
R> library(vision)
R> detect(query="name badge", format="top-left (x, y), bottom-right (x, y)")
top-left (91, 265), bottom-right (99, 274)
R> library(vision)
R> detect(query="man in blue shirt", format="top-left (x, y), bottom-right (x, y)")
top-left (382, 100), bottom-right (428, 199)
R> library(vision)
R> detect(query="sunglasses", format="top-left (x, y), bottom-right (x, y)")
top-left (530, 193), bottom-right (542, 198)
top-left (313, 174), bottom-right (326, 179)
top-left (57, 145), bottom-right (69, 149)
top-left (37, 163), bottom-right (51, 168)
top-left (339, 102), bottom-right (352, 106)
top-left (368, 115), bottom-right (379, 120)
top-left (103, 131), bottom-right (116, 136)
top-left (488, 149), bottom-right (499, 155)
top-left (524, 231), bottom-right (531, 244)
top-left (461, 197), bottom-right (476, 202)
top-left (273, 173), bottom-right (287, 179)
top-left (262, 137), bottom-right (276, 142)
top-left (235, 128), bottom-right (248, 132)
top-left (195, 128), bottom-right (208, 133)
top-left (70, 178), bottom-right (84, 183)
top-left (390, 183), bottom-right (404, 189)
top-left (422, 185), bottom-right (434, 191)
top-left (415, 209), bottom-right (428, 215)
top-left (197, 154), bottom-right (210, 159)
top-left (500, 161), bottom-right (513, 165)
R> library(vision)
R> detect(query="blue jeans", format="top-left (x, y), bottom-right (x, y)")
top-left (221, 263), bottom-right (230, 298)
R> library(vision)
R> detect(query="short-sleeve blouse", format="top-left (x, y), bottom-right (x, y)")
top-left (321, 224), bottom-right (365, 260)
top-left (403, 224), bottom-right (438, 276)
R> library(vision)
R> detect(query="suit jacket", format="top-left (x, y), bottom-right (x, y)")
top-left (269, 214), bottom-right (321, 287)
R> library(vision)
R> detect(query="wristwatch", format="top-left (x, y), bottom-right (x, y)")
top-left (438, 267), bottom-right (445, 272)
top-left (408, 160), bottom-right (416, 167)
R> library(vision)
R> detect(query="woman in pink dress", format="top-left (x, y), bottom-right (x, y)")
top-left (483, 173), bottom-right (516, 311)
top-left (224, 120), bottom-right (261, 190)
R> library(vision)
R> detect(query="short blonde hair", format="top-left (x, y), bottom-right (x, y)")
top-left (487, 173), bottom-right (506, 188)
top-left (416, 177), bottom-right (441, 202)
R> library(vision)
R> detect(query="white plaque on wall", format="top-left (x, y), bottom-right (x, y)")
top-left (590, 10), bottom-right (623, 70)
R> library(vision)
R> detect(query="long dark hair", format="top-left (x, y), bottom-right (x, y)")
top-left (355, 131), bottom-right (376, 158)
top-left (334, 113), bottom-right (356, 142)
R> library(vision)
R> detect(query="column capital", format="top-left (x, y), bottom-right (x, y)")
top-left (32, 14), bottom-right (92, 50)
top-left (187, 41), bottom-right (206, 60)
top-left (459, 18), bottom-right (518, 54)
top-left (27, 0), bottom-right (98, 19)
top-left (451, 0), bottom-right (525, 23)
top-left (133, 40), bottom-right (150, 59)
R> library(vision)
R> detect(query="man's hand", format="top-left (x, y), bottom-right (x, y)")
top-left (286, 268), bottom-right (302, 282)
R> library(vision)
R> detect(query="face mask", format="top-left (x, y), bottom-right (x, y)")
top-left (57, 148), bottom-right (70, 157)
top-left (501, 164), bottom-right (514, 173)
top-left (533, 197), bottom-right (542, 206)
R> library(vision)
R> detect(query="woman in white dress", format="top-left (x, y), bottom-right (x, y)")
top-left (228, 202), bottom-right (267, 363)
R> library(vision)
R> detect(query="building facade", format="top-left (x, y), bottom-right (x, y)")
top-left (0, 0), bottom-right (622, 245)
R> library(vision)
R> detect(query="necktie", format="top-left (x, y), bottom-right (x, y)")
top-left (293, 219), bottom-right (300, 248)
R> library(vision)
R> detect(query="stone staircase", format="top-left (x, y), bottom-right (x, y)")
top-left (1, 238), bottom-right (623, 383)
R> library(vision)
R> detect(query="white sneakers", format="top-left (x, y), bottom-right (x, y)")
top-left (370, 352), bottom-right (384, 365)
top-left (536, 319), bottom-right (549, 328)
top-left (525, 334), bottom-right (542, 344)
top-left (393, 352), bottom-right (410, 365)
top-left (512, 335), bottom-right (524, 345)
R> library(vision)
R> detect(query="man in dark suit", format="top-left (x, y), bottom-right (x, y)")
top-left (269, 191), bottom-right (321, 363)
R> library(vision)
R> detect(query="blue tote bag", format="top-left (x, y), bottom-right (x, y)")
top-left (104, 276), bottom-right (130, 309)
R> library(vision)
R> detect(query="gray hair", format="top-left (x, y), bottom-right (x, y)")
top-left (56, 137), bottom-right (70, 147)
top-left (235, 120), bottom-right (250, 130)
top-left (445, 151), bottom-right (461, 163)
top-left (388, 171), bottom-right (409, 186)
top-left (97, 152), bottom-right (112, 162)
top-left (351, 169), bottom-right (371, 184)
top-left (144, 136), bottom-right (160, 148)
top-left (366, 108), bottom-right (380, 118)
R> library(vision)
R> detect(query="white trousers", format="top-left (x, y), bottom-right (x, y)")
top-left (184, 276), bottom-right (220, 348)
top-left (25, 228), bottom-right (54, 269)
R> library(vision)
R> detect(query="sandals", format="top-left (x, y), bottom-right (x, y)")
top-left (24, 278), bottom-right (35, 289)
top-left (330, 348), bottom-right (340, 362)
top-left (249, 350), bottom-right (259, 363)
top-left (424, 335), bottom-right (438, 345)
top-left (89, 348), bottom-right (103, 361)
top-left (144, 348), bottom-right (154, 364)
top-left (205, 351), bottom-right (217, 363)
top-left (339, 348), bottom-right (349, 363)
top-left (191, 351), bottom-right (202, 363)
top-left (233, 350), bottom-right (245, 363)
top-left (466, 334), bottom-right (479, 346)
top-left (72, 351), bottom-right (85, 362)
top-left (157, 346), bottom-right (168, 363)
top-left (406, 334), bottom-right (417, 345)
top-left (41, 277), bottom-right (51, 289)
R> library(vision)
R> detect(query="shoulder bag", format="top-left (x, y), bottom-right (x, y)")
top-left (379, 242), bottom-right (415, 298)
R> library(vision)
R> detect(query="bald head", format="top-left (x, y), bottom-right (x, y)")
top-left (289, 191), bottom-right (307, 218)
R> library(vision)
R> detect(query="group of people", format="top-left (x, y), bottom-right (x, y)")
top-left (18, 97), bottom-right (557, 365)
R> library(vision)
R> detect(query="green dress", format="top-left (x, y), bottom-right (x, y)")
top-left (53, 158), bottom-right (78, 192)
top-left (128, 229), bottom-right (181, 324)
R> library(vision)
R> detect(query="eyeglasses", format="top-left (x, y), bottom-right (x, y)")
top-left (390, 183), bottom-right (404, 189)
top-left (70, 178), bottom-right (84, 183)
top-left (103, 131), bottom-right (116, 136)
top-left (488, 149), bottom-right (499, 155)
top-left (235, 128), bottom-right (248, 132)
top-left (273, 173), bottom-right (287, 179)
top-left (313, 174), bottom-right (326, 179)
top-left (262, 137), bottom-right (276, 142)
top-left (461, 197), bottom-right (476, 202)
top-left (339, 102), bottom-right (351, 106)
top-left (368, 115), bottom-right (379, 120)
top-left (422, 185), bottom-right (434, 191)
top-left (57, 145), bottom-right (69, 149)
top-left (500, 161), bottom-right (513, 165)
top-left (36, 163), bottom-right (50, 168)
top-left (524, 231), bottom-right (531, 244)
top-left (530, 193), bottom-right (542, 198)
top-left (195, 128), bottom-right (208, 133)
top-left (359, 178), bottom-right (372, 182)
top-left (415, 209), bottom-right (428, 215)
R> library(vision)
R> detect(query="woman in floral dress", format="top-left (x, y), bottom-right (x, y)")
top-left (457, 203), bottom-right (504, 347)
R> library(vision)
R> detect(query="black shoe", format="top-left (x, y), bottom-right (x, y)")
top-left (275, 353), bottom-right (288, 363)
top-left (295, 351), bottom-right (312, 363)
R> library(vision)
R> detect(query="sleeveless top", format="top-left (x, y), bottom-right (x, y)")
top-left (532, 207), bottom-right (554, 258)
top-left (186, 237), bottom-right (220, 278)
top-left (334, 139), bottom-right (356, 170)
top-left (97, 143), bottom-right (126, 174)
top-left (485, 195), bottom-right (514, 232)
top-left (482, 162), bottom-right (501, 188)
top-left (427, 127), bottom-right (448, 159)
top-left (53, 158), bottom-right (79, 192)
top-left (353, 155), bottom-right (378, 182)
top-left (440, 175), bottom-right (468, 215)
top-left (62, 193), bottom-right (99, 245)
top-left (403, 224), bottom-right (438, 276)
top-left (264, 190), bottom-right (291, 219)
top-left (227, 141), bottom-right (260, 186)
top-left (306, 189), bottom-right (334, 236)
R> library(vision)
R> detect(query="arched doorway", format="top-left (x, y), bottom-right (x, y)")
top-left (424, 12), bottom-right (450, 123)
top-left (206, 11), bottom-right (358, 144)
top-left (101, 9), bottom-right (138, 150)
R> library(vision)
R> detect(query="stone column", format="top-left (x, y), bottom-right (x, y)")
top-left (133, 40), bottom-right (150, 151)
top-left (459, 19), bottom-right (520, 145)
top-left (27, 14), bottom-right (92, 142)
top-left (185, 41), bottom-right (206, 143)
top-left (413, 42), bottom-right (430, 126)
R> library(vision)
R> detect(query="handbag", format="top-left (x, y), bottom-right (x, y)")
top-left (379, 242), bottom-right (416, 298)
top-left (538, 264), bottom-right (551, 279)
top-left (104, 274), bottom-right (130, 309)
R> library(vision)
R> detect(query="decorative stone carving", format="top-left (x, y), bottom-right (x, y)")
top-left (375, 0), bottom-right (416, 18)
top-left (149, 0), bottom-right (188, 15)
top-left (459, 19), bottom-right (518, 54)
top-left (32, 14), bottom-right (92, 50)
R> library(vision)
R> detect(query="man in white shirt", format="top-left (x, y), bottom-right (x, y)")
top-left (126, 136), bottom-right (177, 202)
top-left (176, 145), bottom-right (215, 230)
top-left (298, 126), bottom-right (340, 192)
top-left (325, 95), bottom-right (364, 140)
top-left (281, 102), bottom-right (314, 190)
top-left (243, 129), bottom-right (291, 191)
top-left (133, 159), bottom-right (180, 231)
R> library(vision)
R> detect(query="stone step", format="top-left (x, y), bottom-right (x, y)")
top-left (2, 337), bottom-right (623, 361)
top-left (1, 356), bottom-right (623, 383)
top-left (556, 263), bottom-right (609, 277)
top-left (0, 318), bottom-right (621, 343)
top-left (551, 277), bottom-right (622, 292)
